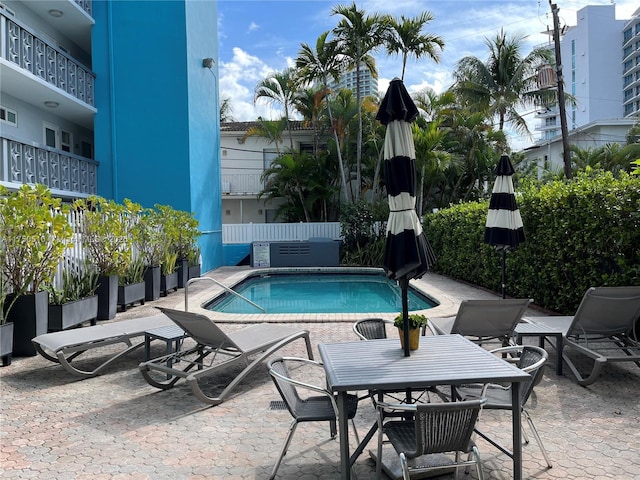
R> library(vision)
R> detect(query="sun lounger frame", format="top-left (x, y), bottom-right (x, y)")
top-left (31, 314), bottom-right (174, 378)
top-left (532, 286), bottom-right (640, 386)
top-left (139, 308), bottom-right (314, 405)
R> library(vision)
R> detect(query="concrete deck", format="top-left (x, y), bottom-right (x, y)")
top-left (1, 268), bottom-right (639, 479)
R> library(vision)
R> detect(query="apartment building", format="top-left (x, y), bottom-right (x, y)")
top-left (329, 62), bottom-right (379, 99)
top-left (220, 120), bottom-right (315, 224)
top-left (0, 0), bottom-right (222, 272)
top-left (524, 4), bottom-right (638, 172)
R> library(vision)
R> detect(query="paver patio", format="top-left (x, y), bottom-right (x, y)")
top-left (1, 268), bottom-right (638, 479)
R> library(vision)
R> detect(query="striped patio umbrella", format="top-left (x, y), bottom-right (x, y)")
top-left (376, 78), bottom-right (436, 356)
top-left (484, 154), bottom-right (525, 299)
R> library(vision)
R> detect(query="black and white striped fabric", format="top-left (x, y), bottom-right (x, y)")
top-left (484, 154), bottom-right (525, 248)
top-left (377, 78), bottom-right (435, 282)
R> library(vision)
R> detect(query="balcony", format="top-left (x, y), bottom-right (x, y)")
top-left (0, 12), bottom-right (96, 128)
top-left (221, 173), bottom-right (263, 196)
top-left (1, 135), bottom-right (98, 197)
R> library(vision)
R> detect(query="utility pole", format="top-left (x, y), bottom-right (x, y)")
top-left (549, 1), bottom-right (572, 179)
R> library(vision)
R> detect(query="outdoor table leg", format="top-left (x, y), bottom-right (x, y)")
top-left (337, 392), bottom-right (350, 480)
top-left (512, 382), bottom-right (522, 480)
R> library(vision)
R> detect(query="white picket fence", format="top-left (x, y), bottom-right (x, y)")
top-left (222, 222), bottom-right (342, 244)
top-left (50, 217), bottom-right (342, 289)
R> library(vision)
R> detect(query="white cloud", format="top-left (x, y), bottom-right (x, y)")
top-left (219, 47), bottom-right (287, 121)
top-left (248, 21), bottom-right (260, 33)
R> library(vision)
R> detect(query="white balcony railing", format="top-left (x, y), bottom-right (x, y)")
top-left (1, 135), bottom-right (98, 195)
top-left (221, 173), bottom-right (263, 195)
top-left (2, 14), bottom-right (95, 107)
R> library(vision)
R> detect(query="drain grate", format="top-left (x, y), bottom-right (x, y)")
top-left (269, 400), bottom-right (287, 410)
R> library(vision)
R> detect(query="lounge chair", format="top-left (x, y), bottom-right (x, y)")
top-left (32, 314), bottom-right (174, 378)
top-left (428, 299), bottom-right (532, 346)
top-left (139, 308), bottom-right (314, 405)
top-left (529, 286), bottom-right (640, 386)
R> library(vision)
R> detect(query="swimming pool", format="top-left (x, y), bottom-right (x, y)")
top-left (205, 269), bottom-right (439, 314)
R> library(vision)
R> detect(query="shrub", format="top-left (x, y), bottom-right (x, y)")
top-left (424, 169), bottom-right (640, 314)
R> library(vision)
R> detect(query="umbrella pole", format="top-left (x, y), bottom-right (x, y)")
top-left (501, 248), bottom-right (507, 299)
top-left (401, 278), bottom-right (410, 357)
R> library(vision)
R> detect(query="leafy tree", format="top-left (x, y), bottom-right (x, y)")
top-left (332, 2), bottom-right (391, 201)
top-left (296, 32), bottom-right (350, 202)
top-left (385, 12), bottom-right (444, 81)
top-left (293, 86), bottom-right (328, 156)
top-left (254, 67), bottom-right (300, 150)
top-left (453, 29), bottom-right (553, 137)
top-left (242, 117), bottom-right (288, 156)
top-left (220, 97), bottom-right (234, 123)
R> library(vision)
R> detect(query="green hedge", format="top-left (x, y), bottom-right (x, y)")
top-left (423, 170), bottom-right (640, 314)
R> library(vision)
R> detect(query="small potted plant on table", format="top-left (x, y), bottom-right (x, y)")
top-left (394, 313), bottom-right (429, 351)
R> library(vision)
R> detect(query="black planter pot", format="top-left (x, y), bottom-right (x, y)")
top-left (5, 291), bottom-right (48, 357)
top-left (0, 322), bottom-right (14, 366)
top-left (48, 295), bottom-right (98, 332)
top-left (144, 265), bottom-right (161, 301)
top-left (161, 271), bottom-right (178, 296)
top-left (97, 274), bottom-right (118, 320)
top-left (177, 258), bottom-right (189, 288)
top-left (117, 281), bottom-right (146, 312)
top-left (188, 264), bottom-right (201, 280)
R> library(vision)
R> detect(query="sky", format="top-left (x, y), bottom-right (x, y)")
top-left (216, 0), bottom-right (639, 150)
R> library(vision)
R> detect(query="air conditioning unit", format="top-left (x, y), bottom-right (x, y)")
top-left (222, 182), bottom-right (231, 194)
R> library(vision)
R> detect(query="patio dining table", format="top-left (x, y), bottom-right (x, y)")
top-left (319, 334), bottom-right (531, 480)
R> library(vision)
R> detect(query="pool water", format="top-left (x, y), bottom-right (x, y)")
top-left (205, 272), bottom-right (438, 314)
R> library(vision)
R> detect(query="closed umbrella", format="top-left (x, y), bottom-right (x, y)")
top-left (376, 78), bottom-right (436, 356)
top-left (484, 154), bottom-right (525, 299)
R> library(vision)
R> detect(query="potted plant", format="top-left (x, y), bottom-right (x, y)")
top-left (394, 313), bottom-right (428, 351)
top-left (117, 258), bottom-right (146, 312)
top-left (0, 272), bottom-right (14, 366)
top-left (187, 245), bottom-right (201, 280)
top-left (160, 250), bottom-right (178, 296)
top-left (47, 264), bottom-right (99, 331)
top-left (0, 184), bottom-right (73, 356)
top-left (157, 205), bottom-right (200, 288)
top-left (76, 196), bottom-right (138, 320)
top-left (132, 206), bottom-right (165, 302)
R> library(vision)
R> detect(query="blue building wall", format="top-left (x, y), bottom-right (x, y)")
top-left (92, 0), bottom-right (221, 273)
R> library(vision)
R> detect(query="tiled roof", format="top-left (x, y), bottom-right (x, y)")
top-left (220, 120), bottom-right (311, 132)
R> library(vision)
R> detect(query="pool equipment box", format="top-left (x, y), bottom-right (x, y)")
top-left (251, 238), bottom-right (340, 268)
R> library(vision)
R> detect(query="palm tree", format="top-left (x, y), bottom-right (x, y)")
top-left (220, 97), bottom-right (235, 123)
top-left (453, 29), bottom-right (553, 137)
top-left (242, 117), bottom-right (288, 156)
top-left (332, 2), bottom-right (391, 201)
top-left (296, 31), bottom-right (350, 202)
top-left (254, 67), bottom-right (300, 151)
top-left (386, 12), bottom-right (444, 81)
top-left (292, 86), bottom-right (327, 156)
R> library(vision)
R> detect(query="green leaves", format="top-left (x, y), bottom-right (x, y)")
top-left (0, 184), bottom-right (73, 296)
top-left (424, 170), bottom-right (640, 313)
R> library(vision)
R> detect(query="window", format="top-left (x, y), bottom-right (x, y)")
top-left (43, 122), bottom-right (59, 149)
top-left (0, 106), bottom-right (17, 126)
top-left (80, 140), bottom-right (93, 159)
top-left (61, 130), bottom-right (72, 153)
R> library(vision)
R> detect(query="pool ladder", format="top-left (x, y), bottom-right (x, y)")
top-left (184, 277), bottom-right (266, 313)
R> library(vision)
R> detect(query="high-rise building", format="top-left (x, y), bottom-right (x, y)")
top-left (329, 62), bottom-right (379, 99)
top-left (525, 4), bottom-right (638, 172)
top-left (0, 0), bottom-right (222, 271)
